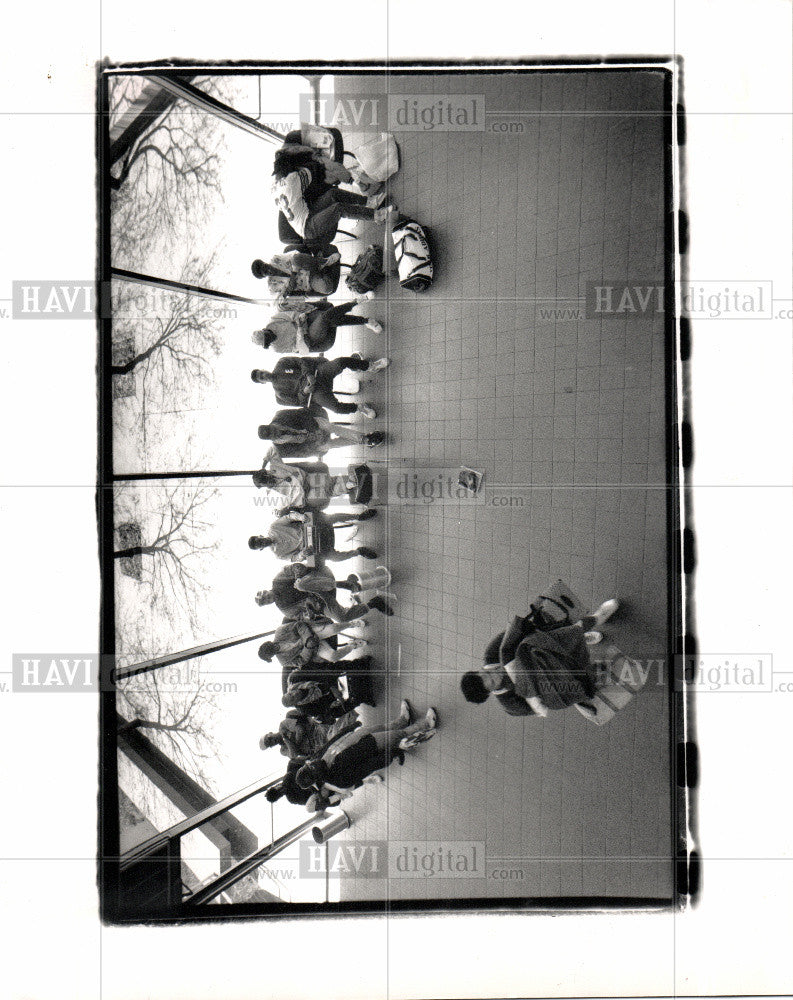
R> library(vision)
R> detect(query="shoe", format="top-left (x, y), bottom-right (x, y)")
top-left (349, 352), bottom-right (362, 361)
top-left (584, 630), bottom-right (603, 646)
top-left (357, 546), bottom-right (378, 559)
top-left (358, 404), bottom-right (377, 419)
top-left (366, 190), bottom-right (389, 209)
top-left (356, 290), bottom-right (375, 303)
top-left (592, 599), bottom-right (619, 628)
top-left (365, 431), bottom-right (385, 447)
top-left (368, 595), bottom-right (394, 616)
top-left (374, 204), bottom-right (397, 223)
top-left (323, 252), bottom-right (341, 266)
top-left (365, 319), bottom-right (383, 333)
top-left (577, 702), bottom-right (597, 720)
top-left (425, 707), bottom-right (439, 730)
top-left (356, 508), bottom-right (378, 521)
top-left (369, 357), bottom-right (389, 372)
top-left (399, 699), bottom-right (413, 725)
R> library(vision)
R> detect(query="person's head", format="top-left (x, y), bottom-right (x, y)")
top-left (252, 470), bottom-right (279, 490)
top-left (249, 535), bottom-right (273, 551)
top-left (257, 641), bottom-right (279, 662)
top-left (255, 590), bottom-right (275, 607)
top-left (259, 732), bottom-right (283, 750)
top-left (460, 670), bottom-right (491, 704)
top-left (251, 259), bottom-right (288, 280)
top-left (251, 369), bottom-right (273, 384)
top-left (272, 146), bottom-right (314, 180)
top-left (252, 328), bottom-right (277, 350)
top-left (295, 759), bottom-right (327, 789)
top-left (265, 783), bottom-right (287, 803)
top-left (258, 424), bottom-right (274, 440)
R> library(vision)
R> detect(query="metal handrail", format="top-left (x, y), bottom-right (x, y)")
top-left (184, 811), bottom-right (325, 906)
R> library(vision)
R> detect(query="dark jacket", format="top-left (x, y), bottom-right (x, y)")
top-left (485, 616), bottom-right (596, 713)
top-left (317, 728), bottom-right (391, 789)
top-left (269, 357), bottom-right (323, 407)
top-left (270, 564), bottom-right (325, 617)
top-left (267, 408), bottom-right (326, 459)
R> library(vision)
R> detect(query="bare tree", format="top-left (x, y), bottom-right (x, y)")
top-left (111, 252), bottom-right (224, 401)
top-left (114, 484), bottom-right (220, 635)
top-left (109, 76), bottom-right (235, 248)
top-left (116, 656), bottom-right (222, 794)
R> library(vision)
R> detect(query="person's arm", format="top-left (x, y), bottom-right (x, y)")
top-left (285, 510), bottom-right (310, 525)
top-left (315, 640), bottom-right (364, 663)
top-left (288, 251), bottom-right (318, 271)
top-left (267, 450), bottom-right (302, 484)
top-left (322, 782), bottom-right (353, 800)
top-left (502, 658), bottom-right (549, 716)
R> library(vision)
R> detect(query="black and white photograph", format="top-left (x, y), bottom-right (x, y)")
top-left (98, 62), bottom-right (682, 918)
top-left (3, 2), bottom-right (793, 996)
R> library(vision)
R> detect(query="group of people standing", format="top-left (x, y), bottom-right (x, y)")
top-left (252, 130), bottom-right (438, 813)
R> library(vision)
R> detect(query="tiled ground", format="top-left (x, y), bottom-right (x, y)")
top-left (324, 70), bottom-right (672, 902)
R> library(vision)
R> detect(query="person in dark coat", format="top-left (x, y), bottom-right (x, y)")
top-left (281, 655), bottom-right (378, 723)
top-left (460, 600), bottom-right (619, 716)
top-left (295, 699), bottom-right (438, 810)
top-left (271, 144), bottom-right (394, 244)
top-left (256, 563), bottom-right (393, 621)
top-left (257, 407), bottom-right (383, 458)
top-left (251, 354), bottom-right (387, 415)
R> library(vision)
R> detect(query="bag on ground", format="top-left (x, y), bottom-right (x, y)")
top-left (392, 218), bottom-right (434, 292)
top-left (345, 132), bottom-right (400, 183)
top-left (345, 245), bottom-right (385, 295)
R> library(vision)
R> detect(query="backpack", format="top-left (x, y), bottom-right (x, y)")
top-left (392, 218), bottom-right (434, 292)
top-left (345, 245), bottom-right (385, 295)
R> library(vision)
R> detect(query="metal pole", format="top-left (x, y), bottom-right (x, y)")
top-left (111, 267), bottom-right (267, 306)
top-left (110, 469), bottom-right (259, 482)
top-left (113, 629), bottom-right (275, 682)
top-left (146, 75), bottom-right (285, 144)
top-left (184, 813), bottom-right (324, 906)
top-left (121, 773), bottom-right (284, 866)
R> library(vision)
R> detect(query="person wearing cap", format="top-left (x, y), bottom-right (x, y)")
top-left (251, 449), bottom-right (353, 508)
top-left (294, 699), bottom-right (438, 810)
top-left (255, 563), bottom-right (393, 621)
top-left (251, 354), bottom-right (388, 415)
top-left (248, 508), bottom-right (378, 564)
top-left (251, 250), bottom-right (340, 298)
top-left (251, 300), bottom-right (384, 355)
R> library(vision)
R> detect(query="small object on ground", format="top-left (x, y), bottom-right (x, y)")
top-left (459, 467), bottom-right (484, 494)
